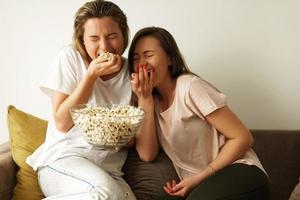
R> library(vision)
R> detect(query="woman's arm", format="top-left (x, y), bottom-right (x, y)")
top-left (131, 65), bottom-right (159, 161)
top-left (53, 54), bottom-right (122, 133)
top-left (205, 105), bottom-right (253, 173)
top-left (52, 73), bottom-right (97, 133)
top-left (135, 97), bottom-right (159, 161)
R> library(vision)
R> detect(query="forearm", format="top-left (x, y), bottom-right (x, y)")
top-left (135, 97), bottom-right (159, 161)
top-left (205, 106), bottom-right (253, 175)
top-left (192, 136), bottom-right (252, 186)
top-left (54, 73), bottom-right (97, 132)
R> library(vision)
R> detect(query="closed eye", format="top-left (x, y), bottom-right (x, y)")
top-left (133, 54), bottom-right (139, 61)
top-left (107, 33), bottom-right (118, 39)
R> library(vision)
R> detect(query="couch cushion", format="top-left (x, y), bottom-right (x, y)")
top-left (123, 148), bottom-right (181, 200)
top-left (7, 105), bottom-right (47, 200)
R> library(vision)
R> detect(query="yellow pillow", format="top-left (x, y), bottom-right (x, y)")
top-left (7, 105), bottom-right (47, 200)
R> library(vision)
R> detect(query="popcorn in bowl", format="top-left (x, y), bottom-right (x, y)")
top-left (70, 104), bottom-right (145, 149)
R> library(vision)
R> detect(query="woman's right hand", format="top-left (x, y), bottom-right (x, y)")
top-left (87, 53), bottom-right (122, 79)
top-left (131, 64), bottom-right (158, 161)
top-left (131, 63), bottom-right (154, 101)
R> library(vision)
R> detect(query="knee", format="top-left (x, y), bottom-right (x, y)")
top-left (90, 184), bottom-right (129, 200)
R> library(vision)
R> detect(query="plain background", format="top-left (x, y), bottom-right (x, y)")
top-left (1, 0), bottom-right (299, 143)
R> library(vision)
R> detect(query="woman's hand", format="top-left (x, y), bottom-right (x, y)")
top-left (131, 63), bottom-right (154, 101)
top-left (163, 174), bottom-right (206, 197)
top-left (87, 53), bottom-right (122, 79)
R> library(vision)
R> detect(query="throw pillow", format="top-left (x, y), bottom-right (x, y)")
top-left (290, 177), bottom-right (300, 200)
top-left (7, 105), bottom-right (47, 200)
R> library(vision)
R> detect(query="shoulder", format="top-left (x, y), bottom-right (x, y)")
top-left (176, 73), bottom-right (202, 91)
top-left (56, 45), bottom-right (81, 61)
top-left (177, 73), bottom-right (225, 99)
top-left (176, 73), bottom-right (196, 86)
top-left (179, 74), bottom-right (222, 93)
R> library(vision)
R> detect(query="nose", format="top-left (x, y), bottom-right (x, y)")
top-left (139, 57), bottom-right (148, 66)
top-left (99, 39), bottom-right (110, 53)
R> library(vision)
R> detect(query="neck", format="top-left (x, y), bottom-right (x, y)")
top-left (156, 76), bottom-right (176, 110)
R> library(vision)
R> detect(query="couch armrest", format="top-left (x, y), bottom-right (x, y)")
top-left (0, 142), bottom-right (18, 200)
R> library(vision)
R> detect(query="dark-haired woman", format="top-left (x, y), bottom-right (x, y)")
top-left (129, 27), bottom-right (269, 200)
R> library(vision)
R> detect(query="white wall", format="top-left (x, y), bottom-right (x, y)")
top-left (1, 0), bottom-right (299, 143)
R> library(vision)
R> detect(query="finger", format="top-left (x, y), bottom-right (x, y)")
top-left (149, 67), bottom-right (155, 86)
top-left (172, 180), bottom-right (177, 188)
top-left (171, 189), bottom-right (185, 197)
top-left (163, 186), bottom-right (172, 194)
top-left (171, 182), bottom-right (183, 193)
top-left (138, 64), bottom-right (145, 85)
top-left (142, 64), bottom-right (148, 81)
top-left (166, 181), bottom-right (173, 191)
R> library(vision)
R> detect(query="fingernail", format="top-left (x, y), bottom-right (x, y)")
top-left (131, 73), bottom-right (135, 80)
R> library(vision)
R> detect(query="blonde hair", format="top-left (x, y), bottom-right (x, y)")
top-left (72, 0), bottom-right (129, 62)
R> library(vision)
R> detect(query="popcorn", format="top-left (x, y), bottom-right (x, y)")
top-left (70, 104), bottom-right (145, 149)
top-left (98, 52), bottom-right (114, 61)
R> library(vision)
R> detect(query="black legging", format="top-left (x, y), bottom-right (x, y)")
top-left (161, 163), bottom-right (269, 200)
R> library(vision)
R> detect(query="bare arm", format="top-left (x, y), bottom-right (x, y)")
top-left (53, 54), bottom-right (122, 133)
top-left (131, 65), bottom-right (159, 161)
top-left (205, 106), bottom-right (253, 173)
top-left (135, 97), bottom-right (159, 161)
top-left (52, 73), bottom-right (97, 132)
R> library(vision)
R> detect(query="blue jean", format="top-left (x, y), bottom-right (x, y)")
top-left (38, 156), bottom-right (136, 200)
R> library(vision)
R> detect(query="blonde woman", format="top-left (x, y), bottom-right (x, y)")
top-left (26, 1), bottom-right (135, 199)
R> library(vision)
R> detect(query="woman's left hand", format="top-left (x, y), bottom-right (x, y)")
top-left (163, 175), bottom-right (202, 197)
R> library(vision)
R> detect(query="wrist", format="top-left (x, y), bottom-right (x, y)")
top-left (86, 68), bottom-right (98, 82)
top-left (138, 97), bottom-right (154, 109)
top-left (205, 164), bottom-right (215, 177)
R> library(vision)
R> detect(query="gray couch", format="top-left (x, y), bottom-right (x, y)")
top-left (1, 130), bottom-right (300, 200)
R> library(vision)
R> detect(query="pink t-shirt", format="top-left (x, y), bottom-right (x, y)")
top-left (155, 74), bottom-right (266, 179)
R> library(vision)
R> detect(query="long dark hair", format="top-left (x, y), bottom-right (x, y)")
top-left (128, 27), bottom-right (194, 105)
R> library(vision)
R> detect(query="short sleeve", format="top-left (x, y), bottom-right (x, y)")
top-left (186, 76), bottom-right (227, 117)
top-left (39, 46), bottom-right (78, 98)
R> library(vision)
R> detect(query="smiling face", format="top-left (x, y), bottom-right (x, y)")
top-left (133, 36), bottom-right (171, 87)
top-left (83, 17), bottom-right (124, 60)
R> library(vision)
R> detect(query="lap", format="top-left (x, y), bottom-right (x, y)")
top-left (186, 163), bottom-right (270, 200)
top-left (38, 156), bottom-right (135, 200)
top-left (161, 164), bottom-right (269, 200)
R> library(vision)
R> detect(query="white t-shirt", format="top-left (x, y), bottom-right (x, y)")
top-left (155, 74), bottom-right (266, 179)
top-left (26, 45), bottom-right (131, 175)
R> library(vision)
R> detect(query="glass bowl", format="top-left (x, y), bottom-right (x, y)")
top-left (70, 104), bottom-right (145, 149)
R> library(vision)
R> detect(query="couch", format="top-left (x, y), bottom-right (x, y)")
top-left (1, 106), bottom-right (300, 200)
